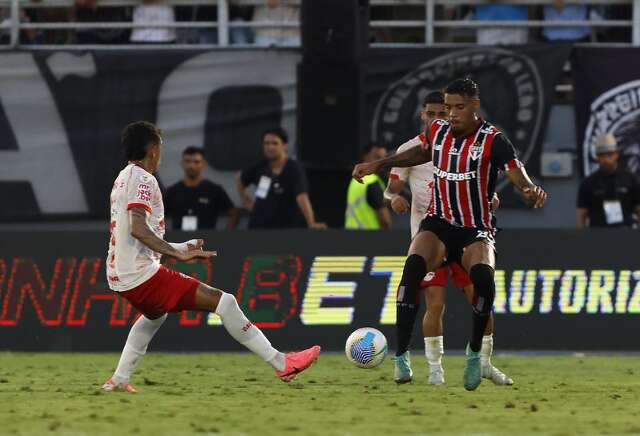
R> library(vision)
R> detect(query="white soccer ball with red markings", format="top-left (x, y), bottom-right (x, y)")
top-left (345, 327), bottom-right (388, 369)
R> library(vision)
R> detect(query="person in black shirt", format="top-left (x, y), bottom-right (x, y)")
top-left (577, 134), bottom-right (640, 229)
top-left (165, 146), bottom-right (239, 230)
top-left (237, 128), bottom-right (327, 230)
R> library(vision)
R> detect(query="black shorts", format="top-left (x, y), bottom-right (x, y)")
top-left (419, 217), bottom-right (496, 263)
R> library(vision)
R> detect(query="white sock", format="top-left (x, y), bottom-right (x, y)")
top-left (424, 336), bottom-right (444, 370)
top-left (215, 292), bottom-right (284, 371)
top-left (480, 334), bottom-right (493, 367)
top-left (113, 314), bottom-right (167, 384)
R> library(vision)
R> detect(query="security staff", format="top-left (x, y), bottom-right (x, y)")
top-left (165, 146), bottom-right (239, 230)
top-left (577, 134), bottom-right (640, 228)
top-left (345, 144), bottom-right (392, 230)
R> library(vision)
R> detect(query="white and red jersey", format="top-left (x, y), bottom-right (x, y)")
top-left (107, 163), bottom-right (165, 292)
top-left (389, 133), bottom-right (435, 238)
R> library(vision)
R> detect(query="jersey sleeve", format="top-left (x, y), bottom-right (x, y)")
top-left (389, 136), bottom-right (423, 181)
top-left (366, 182), bottom-right (385, 210)
top-left (127, 170), bottom-right (157, 214)
top-left (490, 133), bottom-right (524, 171)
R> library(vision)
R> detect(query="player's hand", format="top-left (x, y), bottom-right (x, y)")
top-left (391, 196), bottom-right (410, 214)
top-left (522, 185), bottom-right (547, 209)
top-left (491, 193), bottom-right (500, 211)
top-left (186, 239), bottom-right (204, 251)
top-left (177, 249), bottom-right (217, 262)
top-left (309, 222), bottom-right (328, 230)
top-left (352, 162), bottom-right (379, 184)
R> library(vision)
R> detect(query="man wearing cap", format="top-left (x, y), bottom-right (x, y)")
top-left (577, 134), bottom-right (640, 229)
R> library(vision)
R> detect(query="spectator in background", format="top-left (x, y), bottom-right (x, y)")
top-left (474, 3), bottom-right (528, 45)
top-left (577, 134), bottom-right (640, 229)
top-left (165, 146), bottom-right (239, 231)
top-left (252, 0), bottom-right (299, 47)
top-left (0, 7), bottom-right (39, 44)
top-left (73, 0), bottom-right (129, 44)
top-left (229, 0), bottom-right (254, 44)
top-left (542, 0), bottom-right (595, 43)
top-left (345, 144), bottom-right (392, 230)
top-left (237, 128), bottom-right (326, 230)
top-left (130, 0), bottom-right (175, 43)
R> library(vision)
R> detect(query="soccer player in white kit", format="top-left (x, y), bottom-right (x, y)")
top-left (384, 92), bottom-right (512, 386)
top-left (102, 121), bottom-right (320, 392)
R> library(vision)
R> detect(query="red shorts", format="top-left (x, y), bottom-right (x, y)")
top-left (119, 265), bottom-right (200, 319)
top-left (420, 262), bottom-right (472, 290)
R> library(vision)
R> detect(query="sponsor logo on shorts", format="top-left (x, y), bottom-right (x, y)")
top-left (424, 272), bottom-right (435, 281)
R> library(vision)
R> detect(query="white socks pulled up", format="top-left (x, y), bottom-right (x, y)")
top-left (215, 292), bottom-right (285, 371)
top-left (113, 313), bottom-right (167, 384)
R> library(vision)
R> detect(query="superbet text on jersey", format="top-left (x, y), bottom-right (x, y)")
top-left (424, 119), bottom-right (523, 231)
top-left (107, 163), bottom-right (166, 292)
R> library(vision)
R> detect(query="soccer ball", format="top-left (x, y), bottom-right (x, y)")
top-left (345, 327), bottom-right (388, 369)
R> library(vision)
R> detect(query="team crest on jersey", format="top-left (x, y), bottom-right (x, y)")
top-left (470, 145), bottom-right (483, 161)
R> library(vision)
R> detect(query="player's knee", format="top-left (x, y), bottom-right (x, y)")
top-left (197, 284), bottom-right (224, 312)
top-left (469, 264), bottom-right (495, 296)
top-left (398, 254), bottom-right (427, 304)
top-left (427, 301), bottom-right (445, 319)
top-left (469, 264), bottom-right (495, 314)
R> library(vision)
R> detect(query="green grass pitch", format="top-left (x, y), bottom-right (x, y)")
top-left (0, 352), bottom-right (639, 435)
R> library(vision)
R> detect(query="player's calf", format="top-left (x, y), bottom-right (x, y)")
top-left (468, 264), bottom-right (495, 352)
top-left (395, 254), bottom-right (426, 357)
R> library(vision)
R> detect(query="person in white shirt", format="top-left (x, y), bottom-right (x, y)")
top-left (384, 92), bottom-right (512, 386)
top-left (252, 0), bottom-right (300, 46)
top-left (130, 0), bottom-right (176, 43)
top-left (102, 121), bottom-right (320, 392)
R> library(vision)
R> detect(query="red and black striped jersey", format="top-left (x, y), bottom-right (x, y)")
top-left (422, 119), bottom-right (523, 231)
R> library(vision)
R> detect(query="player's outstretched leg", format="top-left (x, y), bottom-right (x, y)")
top-left (103, 313), bottom-right (168, 393)
top-left (196, 284), bottom-right (320, 383)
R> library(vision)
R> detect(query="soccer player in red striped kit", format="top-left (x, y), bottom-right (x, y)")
top-left (353, 78), bottom-right (547, 390)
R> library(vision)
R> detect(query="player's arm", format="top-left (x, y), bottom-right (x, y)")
top-left (129, 208), bottom-right (215, 261)
top-left (352, 145), bottom-right (430, 183)
top-left (384, 179), bottom-right (410, 214)
top-left (492, 134), bottom-right (546, 208)
top-left (367, 182), bottom-right (392, 229)
top-left (491, 192), bottom-right (500, 211)
top-left (504, 167), bottom-right (547, 209)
